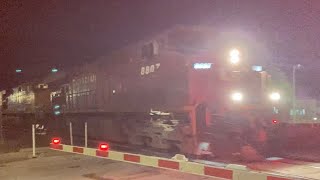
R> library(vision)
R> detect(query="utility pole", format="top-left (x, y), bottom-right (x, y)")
top-left (0, 91), bottom-right (4, 144)
top-left (292, 65), bottom-right (296, 122)
top-left (0, 113), bottom-right (3, 144)
top-left (292, 64), bottom-right (302, 122)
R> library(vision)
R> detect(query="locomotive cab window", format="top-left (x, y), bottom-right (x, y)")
top-left (141, 41), bottom-right (159, 60)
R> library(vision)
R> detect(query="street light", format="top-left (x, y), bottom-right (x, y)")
top-left (292, 64), bottom-right (302, 122)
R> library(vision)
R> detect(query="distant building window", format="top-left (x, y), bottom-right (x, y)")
top-left (252, 66), bottom-right (263, 72)
top-left (290, 109), bottom-right (306, 116)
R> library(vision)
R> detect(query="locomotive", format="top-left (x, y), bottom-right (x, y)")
top-left (1, 26), bottom-right (286, 159)
top-left (0, 72), bottom-right (67, 150)
top-left (48, 26), bottom-right (286, 160)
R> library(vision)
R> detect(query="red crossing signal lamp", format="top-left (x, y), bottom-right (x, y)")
top-left (99, 143), bottom-right (109, 151)
top-left (52, 138), bottom-right (61, 145)
top-left (272, 119), bottom-right (278, 124)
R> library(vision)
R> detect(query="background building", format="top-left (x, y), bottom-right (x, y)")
top-left (291, 99), bottom-right (318, 123)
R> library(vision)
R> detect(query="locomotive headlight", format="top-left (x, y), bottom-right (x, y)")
top-left (269, 92), bottom-right (281, 101)
top-left (231, 92), bottom-right (243, 102)
top-left (229, 49), bottom-right (240, 64)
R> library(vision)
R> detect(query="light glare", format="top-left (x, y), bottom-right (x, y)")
top-left (269, 92), bottom-right (281, 101)
top-left (229, 49), bottom-right (240, 64)
top-left (52, 138), bottom-right (61, 144)
top-left (99, 143), bottom-right (109, 151)
top-left (231, 92), bottom-right (243, 102)
top-left (252, 66), bottom-right (263, 72)
top-left (193, 63), bottom-right (212, 69)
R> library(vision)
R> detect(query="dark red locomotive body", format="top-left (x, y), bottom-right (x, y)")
top-left (1, 26), bottom-right (317, 161)
top-left (48, 26), bottom-right (287, 160)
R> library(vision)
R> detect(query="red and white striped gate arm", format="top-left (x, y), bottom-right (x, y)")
top-left (50, 144), bottom-right (307, 180)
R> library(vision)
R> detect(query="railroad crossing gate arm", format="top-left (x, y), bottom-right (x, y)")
top-left (50, 144), bottom-right (306, 180)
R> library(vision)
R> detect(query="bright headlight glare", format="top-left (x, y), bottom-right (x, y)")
top-left (229, 49), bottom-right (240, 64)
top-left (231, 92), bottom-right (243, 102)
top-left (269, 92), bottom-right (280, 101)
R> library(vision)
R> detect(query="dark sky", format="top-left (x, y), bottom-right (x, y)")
top-left (1, 0), bottom-right (320, 97)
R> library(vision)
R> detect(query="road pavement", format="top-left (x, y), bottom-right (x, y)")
top-left (0, 148), bottom-right (221, 180)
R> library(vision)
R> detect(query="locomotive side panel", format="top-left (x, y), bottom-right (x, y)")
top-left (5, 85), bottom-right (35, 113)
top-left (64, 114), bottom-right (128, 145)
top-left (53, 26), bottom-right (220, 150)
top-left (34, 88), bottom-right (51, 111)
top-left (97, 45), bottom-right (190, 113)
top-left (64, 64), bottom-right (98, 112)
top-left (3, 84), bottom-right (52, 114)
top-left (67, 26), bottom-right (218, 113)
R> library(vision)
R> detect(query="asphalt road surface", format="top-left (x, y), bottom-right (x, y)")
top-left (0, 148), bottom-right (221, 180)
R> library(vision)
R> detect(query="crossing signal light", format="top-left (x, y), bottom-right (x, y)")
top-left (99, 143), bottom-right (109, 151)
top-left (52, 138), bottom-right (61, 145)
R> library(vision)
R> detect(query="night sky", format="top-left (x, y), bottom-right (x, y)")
top-left (1, 0), bottom-right (320, 97)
